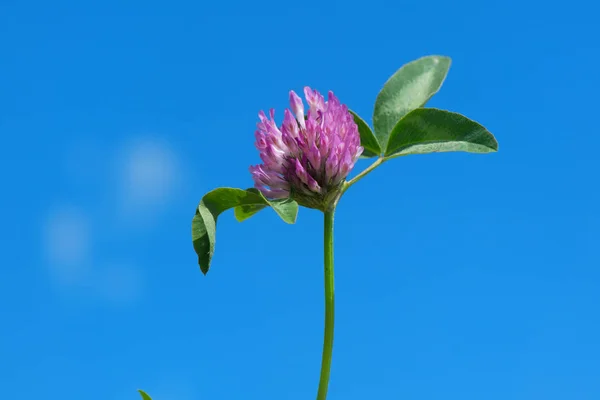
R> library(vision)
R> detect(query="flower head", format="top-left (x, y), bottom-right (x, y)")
top-left (250, 87), bottom-right (363, 210)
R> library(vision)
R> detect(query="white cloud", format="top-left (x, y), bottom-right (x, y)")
top-left (43, 135), bottom-right (181, 305)
top-left (117, 137), bottom-right (179, 213)
top-left (43, 207), bottom-right (92, 286)
top-left (42, 207), bottom-right (145, 305)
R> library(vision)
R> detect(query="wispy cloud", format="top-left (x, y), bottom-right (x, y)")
top-left (43, 136), bottom-right (181, 305)
top-left (116, 137), bottom-right (180, 215)
top-left (43, 207), bottom-right (92, 286)
top-left (42, 207), bottom-right (144, 305)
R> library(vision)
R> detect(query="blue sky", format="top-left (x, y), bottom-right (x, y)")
top-left (1, 0), bottom-right (599, 399)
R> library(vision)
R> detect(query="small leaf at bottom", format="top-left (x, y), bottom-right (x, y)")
top-left (138, 390), bottom-right (152, 400)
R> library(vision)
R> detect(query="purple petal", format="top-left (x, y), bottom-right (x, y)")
top-left (289, 91), bottom-right (306, 129)
top-left (282, 109), bottom-right (300, 138)
top-left (258, 110), bottom-right (268, 123)
top-left (281, 130), bottom-right (299, 155)
top-left (254, 131), bottom-right (268, 150)
top-left (304, 87), bottom-right (325, 113)
top-left (327, 91), bottom-right (340, 108)
top-left (339, 147), bottom-right (354, 177)
top-left (306, 174), bottom-right (321, 193)
top-left (354, 145), bottom-right (364, 160)
top-left (307, 142), bottom-right (321, 171)
top-left (325, 151), bottom-right (339, 182)
top-left (294, 158), bottom-right (310, 186)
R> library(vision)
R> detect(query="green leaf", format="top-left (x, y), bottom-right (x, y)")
top-left (384, 108), bottom-right (498, 158)
top-left (192, 188), bottom-right (298, 274)
top-left (233, 189), bottom-right (299, 223)
top-left (349, 110), bottom-right (381, 158)
top-left (373, 55), bottom-right (451, 150)
top-left (138, 390), bottom-right (152, 400)
top-left (234, 203), bottom-right (268, 222)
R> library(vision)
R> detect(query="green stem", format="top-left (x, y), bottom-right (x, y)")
top-left (314, 156), bottom-right (384, 398)
top-left (341, 157), bottom-right (384, 195)
top-left (316, 208), bottom-right (336, 400)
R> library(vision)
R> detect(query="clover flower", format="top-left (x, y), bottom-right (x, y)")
top-left (250, 87), bottom-right (363, 210)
